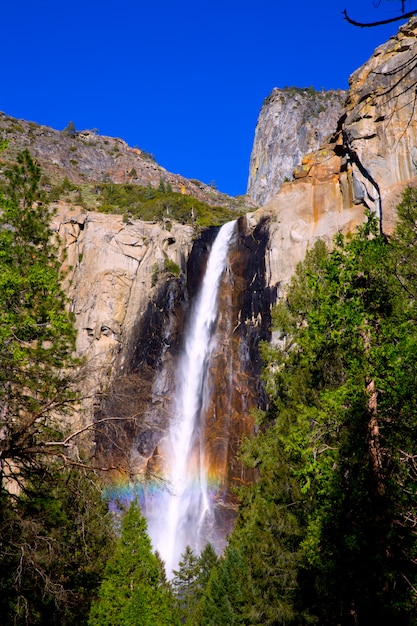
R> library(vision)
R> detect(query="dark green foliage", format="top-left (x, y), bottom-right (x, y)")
top-left (89, 499), bottom-right (179, 626)
top-left (0, 150), bottom-right (80, 479)
top-left (198, 547), bottom-right (248, 625)
top-left (48, 176), bottom-right (82, 202)
top-left (195, 543), bottom-right (218, 593)
top-left (164, 258), bottom-right (181, 277)
top-left (172, 545), bottom-right (201, 623)
top-left (0, 466), bottom-right (115, 625)
top-left (96, 182), bottom-right (241, 228)
top-left (218, 204), bottom-right (417, 624)
top-left (63, 121), bottom-right (78, 137)
top-left (171, 543), bottom-right (219, 625)
top-left (0, 150), bottom-right (114, 624)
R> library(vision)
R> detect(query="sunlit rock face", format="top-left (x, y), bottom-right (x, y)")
top-left (247, 87), bottom-right (347, 206)
top-left (343, 16), bottom-right (417, 233)
top-left (249, 17), bottom-right (417, 292)
top-left (52, 206), bottom-right (195, 440)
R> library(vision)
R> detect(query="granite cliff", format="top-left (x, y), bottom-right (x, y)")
top-left (247, 87), bottom-right (347, 206)
top-left (249, 16), bottom-right (417, 292)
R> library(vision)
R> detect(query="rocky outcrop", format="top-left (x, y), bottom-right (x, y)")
top-left (0, 112), bottom-right (255, 211)
top-left (52, 204), bottom-right (195, 442)
top-left (343, 17), bottom-right (417, 233)
top-left (247, 88), bottom-right (347, 206)
top-left (249, 17), bottom-right (417, 292)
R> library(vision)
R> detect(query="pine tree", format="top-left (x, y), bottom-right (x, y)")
top-left (223, 206), bottom-right (417, 624)
top-left (0, 465), bottom-right (115, 625)
top-left (172, 545), bottom-right (201, 623)
top-left (88, 499), bottom-right (179, 626)
top-left (0, 149), bottom-right (113, 624)
top-left (171, 543), bottom-right (219, 625)
top-left (198, 547), bottom-right (248, 626)
top-left (0, 149), bottom-right (80, 481)
top-left (196, 543), bottom-right (218, 591)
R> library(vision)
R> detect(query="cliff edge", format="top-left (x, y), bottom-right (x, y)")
top-left (249, 17), bottom-right (417, 292)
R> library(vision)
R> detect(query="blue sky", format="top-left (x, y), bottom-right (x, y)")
top-left (1, 1), bottom-right (411, 196)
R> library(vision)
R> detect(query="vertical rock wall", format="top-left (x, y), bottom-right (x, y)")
top-left (247, 88), bottom-right (347, 206)
top-left (84, 215), bottom-right (273, 548)
top-left (247, 18), bottom-right (417, 293)
top-left (201, 217), bottom-right (273, 539)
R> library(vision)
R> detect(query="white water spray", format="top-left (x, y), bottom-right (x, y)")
top-left (147, 220), bottom-right (236, 575)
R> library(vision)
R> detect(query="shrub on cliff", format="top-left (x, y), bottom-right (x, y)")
top-left (97, 182), bottom-right (240, 228)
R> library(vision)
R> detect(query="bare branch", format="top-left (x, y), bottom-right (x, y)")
top-left (343, 7), bottom-right (417, 27)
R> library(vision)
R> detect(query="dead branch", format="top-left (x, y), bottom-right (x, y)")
top-left (343, 8), bottom-right (417, 27)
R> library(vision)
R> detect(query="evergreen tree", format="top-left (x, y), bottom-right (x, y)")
top-left (88, 499), bottom-right (179, 626)
top-left (0, 465), bottom-right (115, 625)
top-left (172, 545), bottom-right (201, 623)
top-left (0, 149), bottom-right (113, 623)
top-left (172, 543), bottom-right (218, 624)
top-left (63, 121), bottom-right (78, 137)
top-left (223, 206), bottom-right (417, 624)
top-left (0, 149), bottom-right (80, 481)
top-left (196, 543), bottom-right (218, 592)
top-left (198, 547), bottom-right (248, 625)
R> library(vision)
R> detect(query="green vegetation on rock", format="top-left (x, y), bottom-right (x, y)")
top-left (96, 182), bottom-right (242, 228)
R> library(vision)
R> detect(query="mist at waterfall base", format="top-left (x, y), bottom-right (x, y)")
top-left (107, 221), bottom-right (237, 576)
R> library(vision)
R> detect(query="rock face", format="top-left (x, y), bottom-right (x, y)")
top-left (249, 17), bottom-right (417, 292)
top-left (87, 217), bottom-right (273, 479)
top-left (52, 204), bottom-right (196, 441)
top-left (0, 113), bottom-right (255, 211)
top-left (200, 217), bottom-right (273, 540)
top-left (247, 88), bottom-right (347, 206)
top-left (343, 17), bottom-right (417, 234)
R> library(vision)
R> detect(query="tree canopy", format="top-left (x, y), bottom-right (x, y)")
top-left (88, 499), bottom-right (179, 626)
top-left (197, 194), bottom-right (417, 624)
top-left (0, 149), bottom-right (81, 483)
top-left (0, 149), bottom-right (115, 624)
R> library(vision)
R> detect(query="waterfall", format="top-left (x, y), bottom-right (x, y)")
top-left (146, 220), bottom-right (236, 575)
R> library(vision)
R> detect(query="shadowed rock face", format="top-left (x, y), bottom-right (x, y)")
top-left (200, 217), bottom-right (273, 538)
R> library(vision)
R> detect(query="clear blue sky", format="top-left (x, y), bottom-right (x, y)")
top-left (1, 1), bottom-right (411, 196)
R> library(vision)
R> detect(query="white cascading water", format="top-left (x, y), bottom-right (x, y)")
top-left (147, 220), bottom-right (236, 576)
